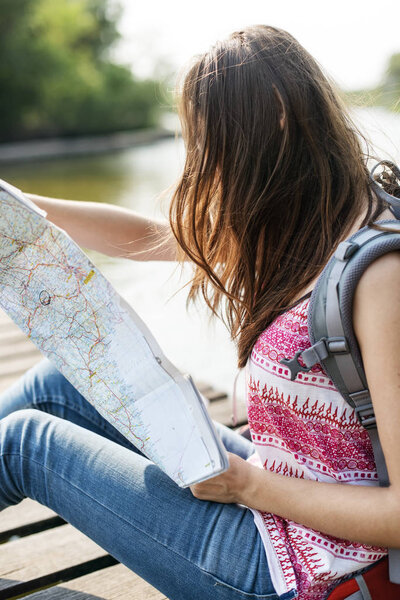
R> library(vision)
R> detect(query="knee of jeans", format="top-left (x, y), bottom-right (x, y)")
top-left (0, 408), bottom-right (44, 455)
top-left (25, 359), bottom-right (64, 397)
top-left (16, 359), bottom-right (66, 404)
top-left (0, 360), bottom-right (55, 417)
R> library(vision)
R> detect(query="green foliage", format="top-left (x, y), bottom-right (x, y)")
top-left (345, 52), bottom-right (400, 113)
top-left (0, 0), bottom-right (161, 141)
top-left (382, 53), bottom-right (400, 111)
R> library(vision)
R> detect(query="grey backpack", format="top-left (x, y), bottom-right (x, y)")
top-left (280, 161), bottom-right (400, 590)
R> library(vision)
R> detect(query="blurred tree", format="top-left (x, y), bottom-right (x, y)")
top-left (345, 52), bottom-right (400, 113)
top-left (381, 53), bottom-right (400, 110)
top-left (0, 0), bottom-right (161, 141)
top-left (386, 54), bottom-right (400, 83)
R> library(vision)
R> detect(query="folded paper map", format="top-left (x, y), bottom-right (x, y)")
top-left (0, 179), bottom-right (229, 487)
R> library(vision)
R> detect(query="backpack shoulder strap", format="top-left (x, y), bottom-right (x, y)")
top-left (282, 220), bottom-right (400, 419)
top-left (280, 218), bottom-right (400, 584)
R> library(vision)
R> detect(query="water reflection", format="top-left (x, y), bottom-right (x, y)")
top-left (0, 137), bottom-right (185, 218)
top-left (0, 108), bottom-right (399, 398)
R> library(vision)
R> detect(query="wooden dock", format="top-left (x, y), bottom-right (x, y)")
top-left (0, 311), bottom-right (248, 599)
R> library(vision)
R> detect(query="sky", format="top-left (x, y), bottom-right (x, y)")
top-left (116, 0), bottom-right (400, 91)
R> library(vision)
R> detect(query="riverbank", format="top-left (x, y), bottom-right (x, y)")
top-left (0, 127), bottom-right (176, 163)
top-left (1, 107), bottom-right (398, 403)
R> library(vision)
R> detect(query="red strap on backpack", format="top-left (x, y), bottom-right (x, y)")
top-left (327, 558), bottom-right (399, 599)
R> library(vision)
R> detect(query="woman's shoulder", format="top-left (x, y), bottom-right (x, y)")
top-left (354, 250), bottom-right (400, 313)
top-left (353, 249), bottom-right (400, 356)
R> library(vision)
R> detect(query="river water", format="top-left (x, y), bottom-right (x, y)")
top-left (1, 107), bottom-right (399, 403)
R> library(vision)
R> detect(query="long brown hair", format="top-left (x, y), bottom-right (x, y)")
top-left (169, 25), bottom-right (384, 368)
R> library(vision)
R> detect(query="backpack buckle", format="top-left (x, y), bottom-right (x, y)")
top-left (280, 337), bottom-right (349, 381)
top-left (280, 350), bottom-right (312, 381)
top-left (352, 392), bottom-right (376, 429)
top-left (300, 337), bottom-right (348, 367)
top-left (326, 337), bottom-right (349, 354)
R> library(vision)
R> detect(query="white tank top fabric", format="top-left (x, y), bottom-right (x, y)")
top-left (245, 296), bottom-right (387, 600)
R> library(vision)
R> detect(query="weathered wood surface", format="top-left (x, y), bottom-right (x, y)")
top-left (0, 499), bottom-right (168, 600)
top-left (0, 498), bottom-right (56, 534)
top-left (0, 498), bottom-right (62, 543)
top-left (0, 525), bottom-right (108, 593)
top-left (0, 313), bottom-right (42, 393)
top-left (0, 309), bottom-right (248, 599)
top-left (24, 563), bottom-right (167, 599)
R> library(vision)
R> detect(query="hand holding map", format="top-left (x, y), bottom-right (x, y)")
top-left (0, 179), bottom-right (229, 487)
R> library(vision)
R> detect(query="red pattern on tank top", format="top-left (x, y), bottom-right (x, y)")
top-left (246, 298), bottom-right (387, 600)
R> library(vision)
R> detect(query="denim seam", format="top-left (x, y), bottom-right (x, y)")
top-left (2, 452), bottom-right (278, 599)
top-left (211, 572), bottom-right (280, 598)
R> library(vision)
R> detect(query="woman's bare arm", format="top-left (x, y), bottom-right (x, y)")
top-left (27, 193), bottom-right (178, 261)
top-left (191, 251), bottom-right (400, 549)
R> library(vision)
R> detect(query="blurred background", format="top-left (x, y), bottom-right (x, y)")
top-left (0, 0), bottom-right (399, 402)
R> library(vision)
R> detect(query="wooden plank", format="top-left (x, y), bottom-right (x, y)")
top-left (0, 499), bottom-right (63, 543)
top-left (204, 389), bottom-right (228, 403)
top-left (0, 317), bottom-right (38, 347)
top-left (0, 319), bottom-right (22, 332)
top-left (0, 352), bottom-right (41, 379)
top-left (0, 322), bottom-right (24, 337)
top-left (0, 315), bottom-right (26, 336)
top-left (208, 395), bottom-right (247, 427)
top-left (0, 524), bottom-right (107, 595)
top-left (0, 311), bottom-right (14, 326)
top-left (0, 499), bottom-right (57, 533)
top-left (195, 381), bottom-right (214, 395)
top-left (0, 339), bottom-right (39, 360)
top-left (0, 328), bottom-right (32, 348)
top-left (24, 563), bottom-right (167, 600)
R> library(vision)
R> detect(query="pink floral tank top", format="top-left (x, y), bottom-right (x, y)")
top-left (245, 296), bottom-right (387, 600)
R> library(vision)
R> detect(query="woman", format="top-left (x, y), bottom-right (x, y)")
top-left (0, 25), bottom-right (399, 600)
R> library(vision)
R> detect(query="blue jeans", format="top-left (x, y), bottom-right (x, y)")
top-left (0, 359), bottom-right (290, 600)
